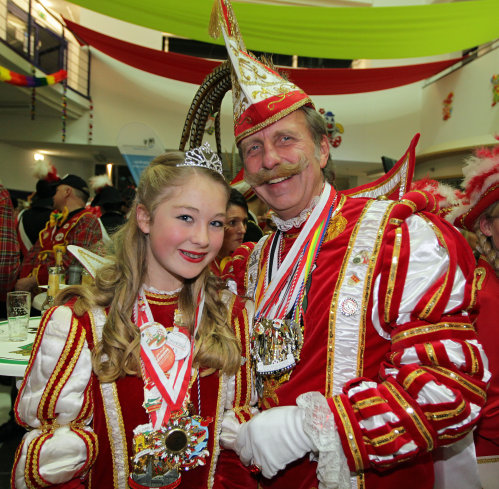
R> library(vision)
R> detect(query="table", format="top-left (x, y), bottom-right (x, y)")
top-left (0, 317), bottom-right (40, 377)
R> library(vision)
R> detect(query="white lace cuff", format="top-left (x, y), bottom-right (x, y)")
top-left (297, 391), bottom-right (350, 489)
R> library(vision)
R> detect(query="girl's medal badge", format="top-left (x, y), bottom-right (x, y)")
top-left (141, 322), bottom-right (175, 373)
top-left (166, 330), bottom-right (190, 361)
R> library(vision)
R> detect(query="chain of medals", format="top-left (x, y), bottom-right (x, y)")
top-left (129, 287), bottom-right (213, 489)
top-left (251, 183), bottom-right (338, 396)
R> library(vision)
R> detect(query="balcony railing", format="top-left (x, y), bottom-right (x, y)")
top-left (0, 0), bottom-right (90, 99)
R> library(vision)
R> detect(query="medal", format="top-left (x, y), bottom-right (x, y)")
top-left (130, 288), bottom-right (210, 488)
top-left (141, 322), bottom-right (175, 373)
top-left (251, 184), bottom-right (338, 396)
top-left (166, 331), bottom-right (191, 360)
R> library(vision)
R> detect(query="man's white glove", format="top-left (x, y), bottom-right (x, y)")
top-left (234, 405), bottom-right (315, 479)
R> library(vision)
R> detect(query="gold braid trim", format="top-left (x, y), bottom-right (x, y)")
top-left (470, 266), bottom-right (486, 310)
top-left (369, 426), bottom-right (406, 448)
top-left (235, 97), bottom-right (313, 144)
top-left (91, 307), bottom-right (129, 489)
top-left (383, 382), bottom-right (434, 451)
top-left (38, 315), bottom-right (85, 420)
top-left (425, 399), bottom-right (467, 421)
top-left (423, 343), bottom-right (438, 366)
top-left (26, 432), bottom-right (53, 488)
top-left (419, 220), bottom-right (449, 319)
top-left (384, 227), bottom-right (402, 324)
top-left (478, 456), bottom-right (499, 464)
top-left (354, 396), bottom-right (387, 411)
top-left (402, 368), bottom-right (427, 392)
top-left (326, 197), bottom-right (362, 398)
top-left (426, 366), bottom-right (486, 401)
top-left (332, 396), bottom-right (364, 472)
top-left (392, 322), bottom-right (474, 343)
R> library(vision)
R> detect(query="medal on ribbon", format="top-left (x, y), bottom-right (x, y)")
top-left (251, 184), bottom-right (338, 396)
top-left (129, 288), bottom-right (212, 489)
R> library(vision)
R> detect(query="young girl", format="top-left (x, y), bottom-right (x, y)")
top-left (12, 143), bottom-right (256, 489)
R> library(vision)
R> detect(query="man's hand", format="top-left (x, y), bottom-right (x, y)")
top-left (15, 276), bottom-right (37, 292)
top-left (234, 405), bottom-right (315, 479)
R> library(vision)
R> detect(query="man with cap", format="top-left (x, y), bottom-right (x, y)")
top-left (15, 174), bottom-right (102, 292)
top-left (207, 2), bottom-right (488, 489)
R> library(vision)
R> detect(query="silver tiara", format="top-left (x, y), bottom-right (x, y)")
top-left (177, 142), bottom-right (224, 176)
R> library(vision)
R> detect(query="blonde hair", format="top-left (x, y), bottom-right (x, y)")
top-left (58, 151), bottom-right (241, 382)
top-left (474, 201), bottom-right (499, 275)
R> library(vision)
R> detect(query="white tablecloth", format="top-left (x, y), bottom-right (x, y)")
top-left (0, 317), bottom-right (41, 377)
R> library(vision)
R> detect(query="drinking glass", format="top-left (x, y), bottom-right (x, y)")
top-left (7, 291), bottom-right (31, 341)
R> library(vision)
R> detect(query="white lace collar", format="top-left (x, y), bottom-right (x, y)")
top-left (143, 283), bottom-right (183, 296)
top-left (270, 195), bottom-right (320, 232)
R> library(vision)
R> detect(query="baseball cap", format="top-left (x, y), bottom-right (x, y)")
top-left (54, 174), bottom-right (90, 199)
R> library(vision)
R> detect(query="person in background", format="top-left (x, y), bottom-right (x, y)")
top-left (208, 2), bottom-right (488, 488)
top-left (15, 174), bottom-right (102, 292)
top-left (13, 144), bottom-right (256, 489)
top-left (212, 188), bottom-right (250, 275)
top-left (16, 160), bottom-right (59, 259)
top-left (451, 141), bottom-right (499, 489)
top-left (231, 171), bottom-right (267, 239)
top-left (0, 182), bottom-right (20, 319)
top-left (0, 181), bottom-right (23, 443)
top-left (90, 175), bottom-right (127, 243)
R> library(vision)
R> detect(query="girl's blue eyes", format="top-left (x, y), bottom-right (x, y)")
top-left (177, 215), bottom-right (224, 228)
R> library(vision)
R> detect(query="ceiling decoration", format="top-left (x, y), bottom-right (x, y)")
top-left (64, 18), bottom-right (462, 95)
top-left (65, 0), bottom-right (499, 59)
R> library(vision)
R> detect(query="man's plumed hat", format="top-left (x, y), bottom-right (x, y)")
top-left (209, 0), bottom-right (313, 144)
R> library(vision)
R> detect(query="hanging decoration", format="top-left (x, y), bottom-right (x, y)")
top-left (61, 80), bottom-right (68, 142)
top-left (63, 19), bottom-right (464, 96)
top-left (0, 66), bottom-right (67, 87)
top-left (442, 92), bottom-right (454, 121)
top-left (31, 67), bottom-right (36, 121)
top-left (65, 0), bottom-right (499, 60)
top-left (88, 97), bottom-right (94, 144)
top-left (491, 74), bottom-right (499, 107)
top-left (319, 108), bottom-right (344, 148)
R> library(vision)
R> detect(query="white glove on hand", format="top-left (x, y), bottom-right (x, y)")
top-left (220, 409), bottom-right (241, 451)
top-left (235, 405), bottom-right (315, 479)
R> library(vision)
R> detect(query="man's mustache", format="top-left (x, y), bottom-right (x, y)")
top-left (244, 156), bottom-right (308, 187)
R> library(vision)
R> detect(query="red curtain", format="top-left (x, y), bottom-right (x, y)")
top-left (64, 19), bottom-right (462, 95)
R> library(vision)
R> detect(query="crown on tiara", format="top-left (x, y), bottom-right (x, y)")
top-left (177, 142), bottom-right (224, 176)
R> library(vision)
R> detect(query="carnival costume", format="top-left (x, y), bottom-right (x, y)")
top-left (178, 2), bottom-right (491, 488)
top-left (12, 286), bottom-right (254, 489)
top-left (452, 141), bottom-right (499, 489)
top-left (19, 206), bottom-right (102, 286)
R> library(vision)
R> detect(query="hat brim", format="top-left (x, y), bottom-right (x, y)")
top-left (455, 184), bottom-right (499, 231)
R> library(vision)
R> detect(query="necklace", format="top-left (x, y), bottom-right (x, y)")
top-left (251, 184), bottom-right (338, 396)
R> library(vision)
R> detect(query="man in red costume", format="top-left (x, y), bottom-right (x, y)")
top-left (210, 2), bottom-right (489, 488)
top-left (451, 142), bottom-right (499, 489)
top-left (16, 174), bottom-right (102, 291)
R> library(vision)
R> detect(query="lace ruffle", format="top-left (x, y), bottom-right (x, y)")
top-left (144, 284), bottom-right (183, 296)
top-left (271, 196), bottom-right (320, 231)
top-left (297, 391), bottom-right (350, 489)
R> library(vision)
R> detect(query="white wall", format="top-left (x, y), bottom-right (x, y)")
top-left (0, 142), bottom-right (95, 192)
